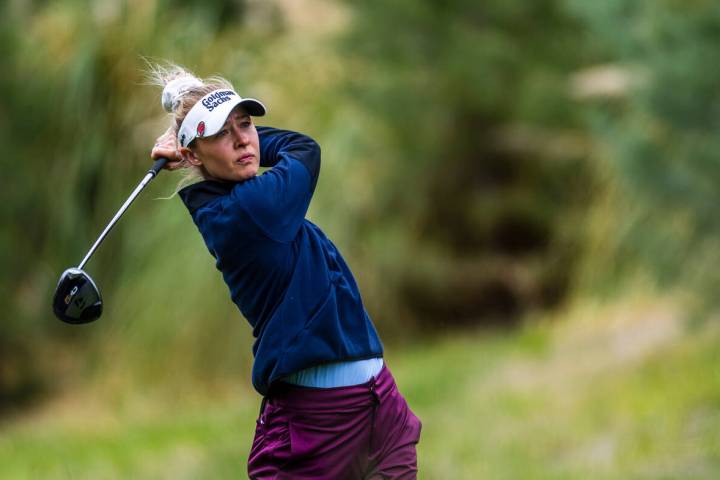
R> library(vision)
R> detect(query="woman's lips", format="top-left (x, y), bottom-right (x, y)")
top-left (236, 154), bottom-right (254, 165)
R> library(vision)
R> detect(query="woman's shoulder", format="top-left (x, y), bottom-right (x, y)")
top-left (178, 179), bottom-right (234, 215)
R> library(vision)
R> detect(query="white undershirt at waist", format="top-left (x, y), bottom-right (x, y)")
top-left (282, 357), bottom-right (384, 388)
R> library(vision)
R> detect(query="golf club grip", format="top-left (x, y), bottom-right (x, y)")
top-left (149, 157), bottom-right (169, 177)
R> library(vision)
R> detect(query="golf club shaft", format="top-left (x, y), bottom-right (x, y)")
top-left (78, 158), bottom-right (168, 270)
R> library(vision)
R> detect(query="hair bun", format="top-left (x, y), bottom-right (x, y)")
top-left (161, 76), bottom-right (203, 113)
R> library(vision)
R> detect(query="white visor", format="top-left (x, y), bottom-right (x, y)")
top-left (178, 89), bottom-right (266, 148)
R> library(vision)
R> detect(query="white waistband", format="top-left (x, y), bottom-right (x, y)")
top-left (282, 358), bottom-right (384, 388)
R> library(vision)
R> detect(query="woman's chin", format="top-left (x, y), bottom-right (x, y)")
top-left (247, 163), bottom-right (260, 175)
top-left (235, 164), bottom-right (259, 181)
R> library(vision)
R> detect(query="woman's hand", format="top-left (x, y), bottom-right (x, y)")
top-left (151, 128), bottom-right (185, 170)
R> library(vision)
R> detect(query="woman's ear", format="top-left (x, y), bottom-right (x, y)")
top-left (179, 146), bottom-right (202, 167)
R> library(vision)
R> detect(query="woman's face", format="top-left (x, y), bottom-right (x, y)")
top-left (186, 106), bottom-right (261, 182)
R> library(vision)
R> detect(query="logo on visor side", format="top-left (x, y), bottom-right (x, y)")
top-left (197, 121), bottom-right (206, 137)
top-left (201, 90), bottom-right (236, 112)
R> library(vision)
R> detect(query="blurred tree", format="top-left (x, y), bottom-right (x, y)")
top-left (568, 0), bottom-right (720, 308)
top-left (164, 0), bottom-right (247, 30)
top-left (340, 0), bottom-right (595, 330)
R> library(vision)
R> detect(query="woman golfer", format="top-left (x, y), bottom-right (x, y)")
top-left (150, 65), bottom-right (421, 479)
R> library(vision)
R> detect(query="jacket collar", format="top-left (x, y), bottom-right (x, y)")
top-left (178, 180), bottom-right (234, 215)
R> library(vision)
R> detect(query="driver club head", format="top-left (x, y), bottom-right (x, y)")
top-left (52, 268), bottom-right (103, 324)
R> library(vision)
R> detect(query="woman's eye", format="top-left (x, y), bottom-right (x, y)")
top-left (241, 121), bottom-right (251, 128)
top-left (217, 129), bottom-right (229, 137)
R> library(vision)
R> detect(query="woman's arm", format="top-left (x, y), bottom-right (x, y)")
top-left (228, 127), bottom-right (322, 242)
top-left (258, 126), bottom-right (320, 192)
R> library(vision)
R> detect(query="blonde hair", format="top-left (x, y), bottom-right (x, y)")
top-left (146, 61), bottom-right (235, 186)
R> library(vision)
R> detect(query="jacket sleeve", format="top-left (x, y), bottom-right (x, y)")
top-left (229, 126), bottom-right (321, 242)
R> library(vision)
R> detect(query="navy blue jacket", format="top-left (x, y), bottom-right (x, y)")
top-left (178, 126), bottom-right (384, 395)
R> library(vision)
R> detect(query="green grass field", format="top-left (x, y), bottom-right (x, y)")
top-left (1, 298), bottom-right (719, 479)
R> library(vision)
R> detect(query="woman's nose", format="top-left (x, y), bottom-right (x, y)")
top-left (232, 126), bottom-right (249, 147)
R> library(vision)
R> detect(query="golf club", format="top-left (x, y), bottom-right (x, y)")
top-left (52, 157), bottom-right (168, 324)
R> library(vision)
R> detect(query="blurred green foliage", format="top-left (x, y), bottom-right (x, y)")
top-left (339, 0), bottom-right (594, 331)
top-left (568, 0), bottom-right (720, 302)
top-left (2, 0), bottom-right (720, 434)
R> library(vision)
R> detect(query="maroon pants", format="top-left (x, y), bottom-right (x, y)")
top-left (247, 366), bottom-right (422, 479)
